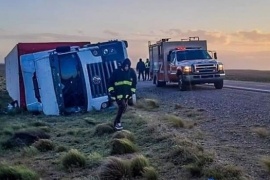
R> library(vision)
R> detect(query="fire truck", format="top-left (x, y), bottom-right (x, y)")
top-left (148, 37), bottom-right (225, 90)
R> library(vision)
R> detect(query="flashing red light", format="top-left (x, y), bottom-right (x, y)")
top-left (175, 46), bottom-right (186, 50)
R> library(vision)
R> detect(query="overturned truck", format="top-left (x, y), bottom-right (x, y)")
top-left (5, 40), bottom-right (129, 115)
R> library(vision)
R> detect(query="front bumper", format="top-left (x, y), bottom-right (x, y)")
top-left (183, 73), bottom-right (225, 84)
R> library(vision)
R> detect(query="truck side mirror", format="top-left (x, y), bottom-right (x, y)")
top-left (123, 40), bottom-right (128, 48)
top-left (213, 52), bottom-right (217, 59)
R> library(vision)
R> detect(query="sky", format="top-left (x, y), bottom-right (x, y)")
top-left (0, 0), bottom-right (270, 70)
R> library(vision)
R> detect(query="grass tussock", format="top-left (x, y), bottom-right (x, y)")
top-left (112, 130), bottom-right (135, 142)
top-left (142, 166), bottom-right (158, 180)
top-left (84, 118), bottom-right (97, 125)
top-left (33, 139), bottom-right (55, 152)
top-left (56, 146), bottom-right (68, 152)
top-left (130, 154), bottom-right (150, 177)
top-left (94, 123), bottom-right (115, 136)
top-left (260, 156), bottom-right (270, 172)
top-left (136, 98), bottom-right (159, 110)
top-left (0, 164), bottom-right (39, 180)
top-left (163, 114), bottom-right (196, 129)
top-left (251, 127), bottom-right (269, 138)
top-left (164, 114), bottom-right (184, 128)
top-left (88, 152), bottom-right (104, 167)
top-left (203, 164), bottom-right (243, 180)
top-left (99, 157), bottom-right (130, 180)
top-left (21, 146), bottom-right (39, 157)
top-left (111, 138), bottom-right (138, 155)
top-left (61, 149), bottom-right (86, 169)
top-left (30, 121), bottom-right (48, 127)
top-left (2, 128), bottom-right (50, 149)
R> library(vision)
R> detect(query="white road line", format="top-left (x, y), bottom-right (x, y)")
top-left (223, 85), bottom-right (270, 93)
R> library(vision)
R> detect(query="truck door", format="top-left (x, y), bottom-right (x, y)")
top-left (50, 52), bottom-right (87, 114)
top-left (168, 52), bottom-right (178, 81)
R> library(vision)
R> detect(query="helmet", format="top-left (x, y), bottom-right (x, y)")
top-left (122, 58), bottom-right (131, 68)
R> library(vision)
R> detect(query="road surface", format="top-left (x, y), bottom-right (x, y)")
top-left (136, 80), bottom-right (270, 179)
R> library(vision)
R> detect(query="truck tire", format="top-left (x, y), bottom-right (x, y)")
top-left (178, 76), bottom-right (187, 91)
top-left (214, 80), bottom-right (223, 89)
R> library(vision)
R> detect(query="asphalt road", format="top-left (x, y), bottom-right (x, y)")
top-left (137, 80), bottom-right (270, 179)
top-left (224, 80), bottom-right (270, 93)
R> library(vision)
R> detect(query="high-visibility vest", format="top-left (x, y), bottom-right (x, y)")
top-left (145, 61), bottom-right (150, 68)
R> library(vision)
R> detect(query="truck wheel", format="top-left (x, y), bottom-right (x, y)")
top-left (214, 80), bottom-right (223, 89)
top-left (153, 76), bottom-right (156, 85)
top-left (178, 76), bottom-right (187, 91)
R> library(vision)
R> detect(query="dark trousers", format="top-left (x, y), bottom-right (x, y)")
top-left (114, 99), bottom-right (127, 126)
top-left (145, 68), bottom-right (150, 80)
top-left (138, 71), bottom-right (145, 81)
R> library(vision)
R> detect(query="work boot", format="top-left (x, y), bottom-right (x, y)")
top-left (114, 123), bottom-right (123, 130)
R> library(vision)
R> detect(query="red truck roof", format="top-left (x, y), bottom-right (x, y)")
top-left (17, 42), bottom-right (90, 55)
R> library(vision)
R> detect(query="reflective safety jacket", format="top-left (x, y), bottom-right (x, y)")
top-left (108, 68), bottom-right (137, 100)
top-left (145, 61), bottom-right (150, 69)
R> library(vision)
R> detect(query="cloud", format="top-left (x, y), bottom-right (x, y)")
top-left (103, 30), bottom-right (120, 36)
top-left (1, 30), bottom-right (270, 70)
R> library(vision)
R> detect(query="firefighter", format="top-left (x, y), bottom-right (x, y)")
top-left (136, 58), bottom-right (145, 81)
top-left (108, 58), bottom-right (137, 130)
top-left (144, 58), bottom-right (150, 80)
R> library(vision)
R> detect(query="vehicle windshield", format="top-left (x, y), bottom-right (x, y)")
top-left (177, 50), bottom-right (212, 61)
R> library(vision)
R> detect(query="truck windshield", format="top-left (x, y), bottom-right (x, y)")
top-left (177, 50), bottom-right (212, 61)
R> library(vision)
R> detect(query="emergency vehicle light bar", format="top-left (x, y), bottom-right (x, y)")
top-left (175, 46), bottom-right (202, 50)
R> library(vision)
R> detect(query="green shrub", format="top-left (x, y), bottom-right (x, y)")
top-left (33, 139), bottom-right (55, 152)
top-left (130, 154), bottom-right (150, 177)
top-left (0, 164), bottom-right (39, 180)
top-left (99, 157), bottom-right (130, 180)
top-left (112, 130), bottom-right (135, 142)
top-left (62, 149), bottom-right (86, 169)
top-left (111, 138), bottom-right (138, 155)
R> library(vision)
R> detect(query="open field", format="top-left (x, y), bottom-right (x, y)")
top-left (225, 69), bottom-right (270, 83)
top-left (0, 72), bottom-right (259, 179)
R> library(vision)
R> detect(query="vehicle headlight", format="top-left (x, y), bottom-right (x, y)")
top-left (103, 49), bottom-right (109, 55)
top-left (218, 64), bottom-right (224, 71)
top-left (183, 66), bottom-right (192, 73)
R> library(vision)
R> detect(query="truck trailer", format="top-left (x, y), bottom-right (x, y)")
top-left (5, 42), bottom-right (90, 109)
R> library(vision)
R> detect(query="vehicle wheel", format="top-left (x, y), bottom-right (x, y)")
top-left (178, 76), bottom-right (187, 91)
top-left (214, 80), bottom-right (223, 89)
top-left (153, 76), bottom-right (156, 85)
top-left (156, 81), bottom-right (166, 87)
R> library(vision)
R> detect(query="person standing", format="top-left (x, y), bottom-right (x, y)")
top-left (108, 58), bottom-right (137, 130)
top-left (144, 58), bottom-right (150, 80)
top-left (136, 58), bottom-right (145, 81)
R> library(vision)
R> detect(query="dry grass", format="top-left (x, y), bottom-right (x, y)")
top-left (110, 138), bottom-right (138, 155)
top-left (163, 114), bottom-right (195, 128)
top-left (251, 127), bottom-right (269, 138)
top-left (225, 69), bottom-right (270, 82)
top-left (33, 139), bottom-right (55, 152)
top-left (88, 152), bottom-right (104, 167)
top-left (135, 98), bottom-right (159, 110)
top-left (98, 157), bottom-right (130, 180)
top-left (130, 154), bottom-right (150, 177)
top-left (142, 166), bottom-right (158, 180)
top-left (61, 149), bottom-right (86, 169)
top-left (21, 146), bottom-right (39, 157)
top-left (0, 163), bottom-right (39, 180)
top-left (203, 164), bottom-right (243, 180)
top-left (94, 123), bottom-right (115, 136)
top-left (112, 130), bottom-right (135, 142)
top-left (260, 156), bottom-right (270, 172)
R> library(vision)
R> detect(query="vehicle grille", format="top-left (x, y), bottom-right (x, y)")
top-left (87, 61), bottom-right (117, 98)
top-left (193, 63), bottom-right (217, 73)
top-left (87, 63), bottom-right (108, 98)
